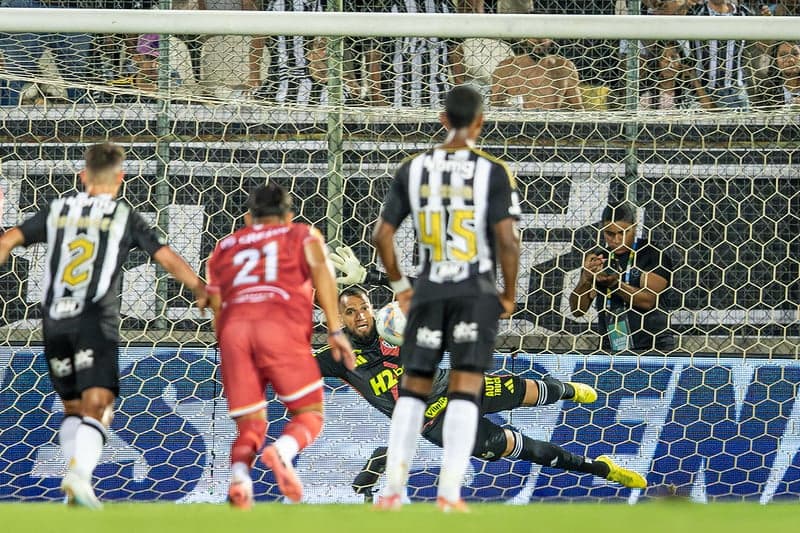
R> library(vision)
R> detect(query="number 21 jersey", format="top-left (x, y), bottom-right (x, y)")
top-left (206, 222), bottom-right (320, 335)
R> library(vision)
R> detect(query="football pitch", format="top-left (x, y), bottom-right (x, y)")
top-left (2, 502), bottom-right (796, 533)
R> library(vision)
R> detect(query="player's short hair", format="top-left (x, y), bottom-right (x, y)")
top-left (601, 202), bottom-right (637, 225)
top-left (339, 286), bottom-right (370, 305)
top-left (84, 143), bottom-right (125, 180)
top-left (247, 182), bottom-right (292, 218)
top-left (445, 85), bottom-right (483, 129)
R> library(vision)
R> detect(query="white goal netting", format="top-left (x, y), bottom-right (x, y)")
top-left (0, 10), bottom-right (799, 504)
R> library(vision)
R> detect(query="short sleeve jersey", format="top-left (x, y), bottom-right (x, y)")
top-left (207, 222), bottom-right (321, 334)
top-left (380, 147), bottom-right (521, 303)
top-left (18, 192), bottom-right (164, 325)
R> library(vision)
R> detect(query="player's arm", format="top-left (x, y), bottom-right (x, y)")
top-left (0, 207), bottom-right (49, 265)
top-left (313, 345), bottom-right (344, 379)
top-left (372, 163), bottom-right (413, 311)
top-left (204, 251), bottom-right (222, 330)
top-left (129, 210), bottom-right (208, 312)
top-left (488, 163), bottom-right (522, 318)
top-left (0, 228), bottom-right (26, 266)
top-left (305, 232), bottom-right (356, 371)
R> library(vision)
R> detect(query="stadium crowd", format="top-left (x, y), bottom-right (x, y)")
top-left (0, 0), bottom-right (798, 107)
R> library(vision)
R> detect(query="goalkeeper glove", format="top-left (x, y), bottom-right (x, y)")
top-left (329, 245), bottom-right (367, 285)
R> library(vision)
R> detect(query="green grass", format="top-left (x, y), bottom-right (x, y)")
top-left (2, 501), bottom-right (797, 533)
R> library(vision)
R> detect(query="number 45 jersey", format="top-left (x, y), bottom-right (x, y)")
top-left (206, 222), bottom-right (319, 336)
top-left (381, 147), bottom-right (521, 303)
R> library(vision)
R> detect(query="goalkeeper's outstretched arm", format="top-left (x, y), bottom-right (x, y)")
top-left (329, 245), bottom-right (416, 288)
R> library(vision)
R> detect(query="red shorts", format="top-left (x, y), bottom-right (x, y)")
top-left (218, 317), bottom-right (323, 418)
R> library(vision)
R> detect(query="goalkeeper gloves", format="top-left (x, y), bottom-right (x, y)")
top-left (329, 245), bottom-right (367, 285)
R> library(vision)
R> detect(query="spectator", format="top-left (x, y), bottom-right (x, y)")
top-left (490, 40), bottom-right (583, 110)
top-left (570, 202), bottom-right (675, 353)
top-left (757, 41), bottom-right (800, 107)
top-left (687, 0), bottom-right (751, 109)
top-left (0, 0), bottom-right (92, 106)
top-left (203, 0), bottom-right (263, 93)
top-left (642, 41), bottom-right (714, 109)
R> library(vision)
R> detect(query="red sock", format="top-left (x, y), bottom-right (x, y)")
top-left (231, 417), bottom-right (267, 467)
top-left (282, 411), bottom-right (323, 452)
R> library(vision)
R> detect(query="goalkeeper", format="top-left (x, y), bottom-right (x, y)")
top-left (318, 247), bottom-right (646, 491)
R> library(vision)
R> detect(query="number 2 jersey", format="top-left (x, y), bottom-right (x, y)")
top-left (206, 222), bottom-right (320, 336)
top-left (17, 192), bottom-right (165, 329)
top-left (380, 147), bottom-right (521, 303)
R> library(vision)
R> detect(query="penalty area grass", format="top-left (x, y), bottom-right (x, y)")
top-left (2, 500), bottom-right (796, 533)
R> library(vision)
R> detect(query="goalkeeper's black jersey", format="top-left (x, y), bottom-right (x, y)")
top-left (315, 330), bottom-right (449, 418)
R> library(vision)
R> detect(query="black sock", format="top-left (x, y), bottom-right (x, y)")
top-left (561, 382), bottom-right (576, 400)
top-left (534, 377), bottom-right (568, 406)
top-left (512, 432), bottom-right (610, 478)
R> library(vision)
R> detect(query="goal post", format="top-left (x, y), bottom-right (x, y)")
top-left (0, 10), bottom-right (799, 504)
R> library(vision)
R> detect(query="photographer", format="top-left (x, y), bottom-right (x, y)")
top-left (570, 202), bottom-right (675, 352)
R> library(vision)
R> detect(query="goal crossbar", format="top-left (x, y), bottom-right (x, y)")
top-left (0, 10), bottom-right (793, 41)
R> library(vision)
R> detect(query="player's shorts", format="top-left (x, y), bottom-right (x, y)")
top-left (42, 314), bottom-right (120, 401)
top-left (401, 293), bottom-right (502, 375)
top-left (218, 316), bottom-right (323, 418)
top-left (422, 412), bottom-right (508, 461)
top-left (479, 374), bottom-right (526, 413)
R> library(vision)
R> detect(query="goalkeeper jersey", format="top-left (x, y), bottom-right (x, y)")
top-left (315, 330), bottom-right (449, 417)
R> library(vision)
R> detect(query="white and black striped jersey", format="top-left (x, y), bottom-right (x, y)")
top-left (380, 147), bottom-right (520, 302)
top-left (18, 192), bottom-right (165, 323)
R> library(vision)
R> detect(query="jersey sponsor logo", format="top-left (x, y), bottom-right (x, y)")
top-left (484, 376), bottom-right (503, 397)
top-left (453, 321), bottom-right (478, 343)
top-left (419, 184), bottom-right (474, 200)
top-left (415, 327), bottom-right (442, 350)
top-left (421, 157), bottom-right (475, 179)
top-left (55, 215), bottom-right (112, 231)
top-left (353, 350), bottom-right (368, 367)
top-left (49, 357), bottom-right (72, 378)
top-left (51, 297), bottom-right (81, 318)
top-left (429, 261), bottom-right (469, 283)
top-left (425, 396), bottom-right (448, 419)
top-left (369, 367), bottom-right (403, 396)
top-left (74, 349), bottom-right (94, 371)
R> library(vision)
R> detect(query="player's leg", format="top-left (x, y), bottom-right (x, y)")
top-left (378, 301), bottom-right (444, 509)
top-left (495, 427), bottom-right (646, 488)
top-left (61, 319), bottom-right (119, 510)
top-left (480, 375), bottom-right (597, 414)
top-left (219, 319), bottom-right (269, 510)
top-left (260, 335), bottom-right (325, 503)
top-left (43, 324), bottom-right (83, 502)
top-left (436, 294), bottom-right (501, 512)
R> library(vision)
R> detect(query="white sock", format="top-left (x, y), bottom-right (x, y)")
top-left (273, 435), bottom-right (300, 465)
top-left (385, 396), bottom-right (425, 496)
top-left (59, 415), bottom-right (82, 467)
top-left (71, 417), bottom-right (106, 481)
top-left (438, 398), bottom-right (479, 502)
top-left (231, 462), bottom-right (252, 486)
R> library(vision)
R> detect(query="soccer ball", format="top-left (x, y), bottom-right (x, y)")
top-left (375, 301), bottom-right (407, 347)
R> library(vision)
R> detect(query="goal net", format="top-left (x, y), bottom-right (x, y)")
top-left (0, 9), bottom-right (799, 504)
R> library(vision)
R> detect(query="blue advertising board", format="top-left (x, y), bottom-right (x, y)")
top-left (2, 347), bottom-right (799, 503)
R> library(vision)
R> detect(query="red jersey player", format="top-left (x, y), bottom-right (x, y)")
top-left (206, 183), bottom-right (355, 509)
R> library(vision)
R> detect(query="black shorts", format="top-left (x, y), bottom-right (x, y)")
top-left (43, 315), bottom-right (120, 401)
top-left (401, 294), bottom-right (502, 375)
top-left (480, 374), bottom-right (526, 413)
top-left (422, 413), bottom-right (508, 461)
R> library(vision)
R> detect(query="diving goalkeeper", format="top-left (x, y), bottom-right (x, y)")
top-left (318, 254), bottom-right (647, 490)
